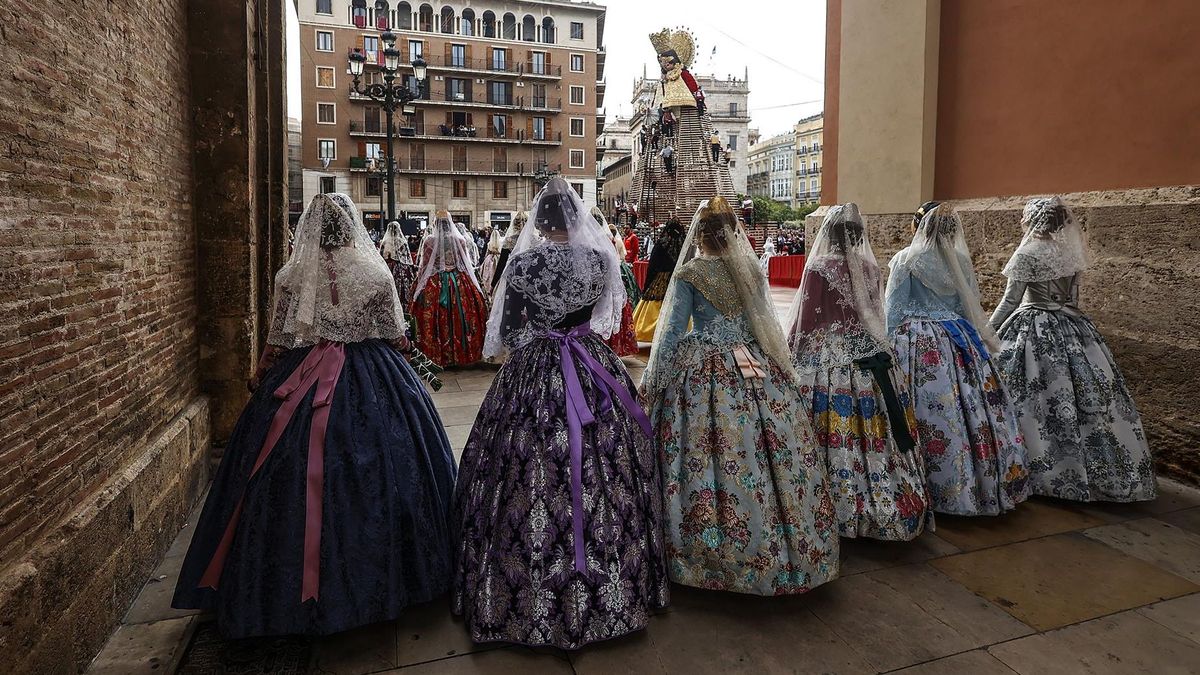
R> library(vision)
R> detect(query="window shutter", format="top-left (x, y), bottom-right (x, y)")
top-left (465, 79), bottom-right (473, 102)
top-left (357, 141), bottom-right (366, 157)
top-left (506, 115), bottom-right (513, 139)
top-left (445, 112), bottom-right (452, 126)
top-left (444, 42), bottom-right (452, 65)
top-left (466, 113), bottom-right (473, 126)
top-left (465, 44), bottom-right (473, 63)
top-left (545, 118), bottom-right (553, 137)
top-left (526, 50), bottom-right (533, 71)
top-left (356, 34), bottom-right (366, 54)
top-left (526, 116), bottom-right (533, 139)
top-left (544, 51), bottom-right (552, 65)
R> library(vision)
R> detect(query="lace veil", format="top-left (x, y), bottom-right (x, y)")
top-left (380, 220), bottom-right (413, 264)
top-left (485, 227), bottom-right (503, 255)
top-left (456, 221), bottom-right (480, 266)
top-left (267, 193), bottom-right (407, 348)
top-left (501, 210), bottom-right (528, 249)
top-left (413, 210), bottom-right (482, 299)
top-left (643, 196), bottom-right (796, 391)
top-left (590, 205), bottom-right (626, 259)
top-left (1002, 196), bottom-right (1090, 282)
top-left (889, 203), bottom-right (999, 351)
top-left (785, 203), bottom-right (892, 371)
top-left (483, 177), bottom-right (625, 358)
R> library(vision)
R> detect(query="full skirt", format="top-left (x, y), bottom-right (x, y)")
top-left (173, 340), bottom-right (457, 638)
top-left (996, 308), bottom-right (1156, 501)
top-left (652, 339), bottom-right (839, 595)
top-left (620, 261), bottom-right (641, 307)
top-left (478, 252), bottom-right (499, 299)
top-left (385, 259), bottom-right (418, 309)
top-left (452, 332), bottom-right (669, 649)
top-left (411, 270), bottom-right (488, 367)
top-left (797, 363), bottom-right (934, 541)
top-left (893, 319), bottom-right (1031, 516)
top-left (604, 300), bottom-right (640, 356)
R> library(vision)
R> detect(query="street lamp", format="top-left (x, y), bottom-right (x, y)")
top-left (366, 156), bottom-right (393, 226)
top-left (348, 5), bottom-right (427, 224)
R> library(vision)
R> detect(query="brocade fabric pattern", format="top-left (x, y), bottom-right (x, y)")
top-left (995, 306), bottom-right (1156, 502)
top-left (892, 320), bottom-right (1031, 515)
top-left (410, 269), bottom-right (488, 367)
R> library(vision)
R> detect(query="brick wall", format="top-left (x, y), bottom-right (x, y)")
top-left (808, 186), bottom-right (1200, 485)
top-left (0, 0), bottom-right (212, 671)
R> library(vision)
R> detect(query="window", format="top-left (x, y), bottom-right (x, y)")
top-left (491, 47), bottom-right (507, 71)
top-left (482, 11), bottom-right (496, 37)
top-left (365, 142), bottom-right (382, 159)
top-left (451, 44), bottom-right (466, 67)
top-left (319, 176), bottom-right (336, 193)
top-left (490, 114), bottom-right (507, 138)
top-left (452, 146), bottom-right (467, 171)
top-left (363, 35), bottom-right (378, 61)
top-left (461, 9), bottom-right (475, 36)
top-left (366, 175), bottom-right (382, 197)
top-left (316, 0), bottom-right (332, 15)
top-left (729, 102), bottom-right (738, 116)
top-left (570, 182), bottom-right (584, 197)
top-left (493, 147), bottom-right (508, 172)
top-left (728, 134), bottom-right (737, 151)
top-left (453, 180), bottom-right (468, 198)
top-left (569, 118), bottom-right (584, 137)
top-left (409, 179), bottom-right (426, 197)
top-left (318, 139), bottom-right (336, 159)
top-left (316, 66), bottom-right (335, 88)
top-left (493, 181), bottom-right (508, 198)
top-left (409, 39), bottom-right (423, 62)
top-left (448, 78), bottom-right (468, 101)
top-left (530, 51), bottom-right (546, 75)
top-left (316, 30), bottom-right (333, 51)
top-left (569, 149), bottom-right (585, 169)
top-left (317, 103), bottom-right (336, 124)
top-left (363, 104), bottom-right (381, 132)
top-left (570, 21), bottom-right (583, 40)
top-left (489, 81), bottom-right (511, 106)
top-left (530, 83), bottom-right (546, 108)
top-left (409, 143), bottom-right (425, 170)
top-left (569, 86), bottom-right (584, 105)
top-left (570, 54), bottom-right (584, 72)
top-left (532, 117), bottom-right (546, 140)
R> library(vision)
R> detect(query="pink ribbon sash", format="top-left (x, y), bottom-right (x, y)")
top-left (198, 340), bottom-right (346, 602)
top-left (547, 323), bottom-right (652, 575)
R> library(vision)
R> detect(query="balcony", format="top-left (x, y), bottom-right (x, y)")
top-left (351, 156), bottom-right (536, 177)
top-left (387, 54), bottom-right (561, 79)
top-left (415, 92), bottom-right (561, 113)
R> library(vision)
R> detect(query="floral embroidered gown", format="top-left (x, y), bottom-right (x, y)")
top-left (647, 256), bottom-right (838, 595)
top-left (788, 256), bottom-right (934, 541)
top-left (452, 244), bottom-right (669, 649)
top-left (410, 217), bottom-right (488, 367)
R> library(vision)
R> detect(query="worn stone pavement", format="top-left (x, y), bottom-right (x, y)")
top-left (88, 286), bottom-right (1200, 674)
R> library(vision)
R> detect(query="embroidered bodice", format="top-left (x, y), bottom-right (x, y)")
top-left (499, 243), bottom-right (610, 349)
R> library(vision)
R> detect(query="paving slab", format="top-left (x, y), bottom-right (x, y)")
top-left (385, 646), bottom-right (573, 673)
top-left (437, 405), bottom-right (483, 427)
top-left (931, 533), bottom-right (1199, 631)
top-left (838, 532), bottom-right (960, 576)
top-left (429, 390), bottom-right (489, 409)
top-left (570, 592), bottom-right (874, 674)
top-left (1132, 479), bottom-right (1200, 515)
top-left (309, 620), bottom-right (399, 674)
top-left (1136, 592), bottom-right (1200, 644)
top-left (890, 649), bottom-right (1018, 675)
top-left (123, 553), bottom-right (203, 625)
top-left (806, 563), bottom-right (1032, 672)
top-left (88, 616), bottom-right (196, 675)
top-left (988, 609), bottom-right (1200, 675)
top-left (395, 596), bottom-right (501, 667)
top-left (1159, 506), bottom-right (1200, 536)
top-left (443, 424), bottom-right (473, 453)
top-left (1083, 518), bottom-right (1200, 584)
top-left (932, 498), bottom-right (1107, 551)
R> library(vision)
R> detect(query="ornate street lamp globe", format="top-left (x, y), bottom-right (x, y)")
top-left (348, 49), bottom-right (366, 76)
top-left (381, 31), bottom-right (397, 49)
top-left (383, 47), bottom-right (401, 72)
top-left (412, 56), bottom-right (428, 82)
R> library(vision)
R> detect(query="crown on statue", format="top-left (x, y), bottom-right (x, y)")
top-left (649, 27), bottom-right (697, 69)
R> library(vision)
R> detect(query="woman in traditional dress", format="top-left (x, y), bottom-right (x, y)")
top-left (410, 210), bottom-right (488, 367)
top-left (590, 206), bottom-right (639, 357)
top-left (452, 177), bottom-right (668, 649)
top-left (784, 204), bottom-right (933, 541)
top-left (172, 194), bottom-right (456, 638)
top-left (456, 221), bottom-right (481, 269)
top-left (642, 196), bottom-right (838, 595)
top-left (380, 220), bottom-right (418, 309)
top-left (632, 217), bottom-right (686, 342)
top-left (759, 235), bottom-right (776, 277)
top-left (990, 197), bottom-right (1155, 502)
top-left (490, 211), bottom-right (527, 294)
top-left (477, 226), bottom-right (503, 299)
top-left (885, 202), bottom-right (1030, 516)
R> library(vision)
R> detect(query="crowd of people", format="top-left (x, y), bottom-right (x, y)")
top-left (172, 176), bottom-right (1156, 651)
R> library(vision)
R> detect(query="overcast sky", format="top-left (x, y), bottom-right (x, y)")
top-left (287, 0), bottom-right (826, 139)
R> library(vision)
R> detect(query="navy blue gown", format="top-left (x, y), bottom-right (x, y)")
top-left (173, 339), bottom-right (456, 638)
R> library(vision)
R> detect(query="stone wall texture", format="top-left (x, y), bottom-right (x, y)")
top-left (0, 0), bottom-right (212, 671)
top-left (809, 186), bottom-right (1200, 485)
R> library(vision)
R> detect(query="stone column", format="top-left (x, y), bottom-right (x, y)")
top-left (834, 0), bottom-right (940, 214)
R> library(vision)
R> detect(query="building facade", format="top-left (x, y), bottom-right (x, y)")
top-left (600, 153), bottom-right (632, 223)
top-left (628, 71), bottom-right (751, 194)
top-left (792, 112), bottom-right (823, 204)
top-left (746, 131), bottom-right (796, 204)
top-left (299, 0), bottom-right (606, 233)
top-left (288, 117), bottom-right (304, 226)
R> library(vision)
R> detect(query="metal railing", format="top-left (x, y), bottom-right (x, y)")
top-left (389, 53), bottom-right (561, 77)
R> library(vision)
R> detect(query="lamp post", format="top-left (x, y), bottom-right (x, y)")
top-left (348, 11), bottom-right (427, 224)
top-left (366, 156), bottom-right (393, 227)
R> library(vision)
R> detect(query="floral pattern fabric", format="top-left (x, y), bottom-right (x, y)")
top-left (452, 332), bottom-right (669, 649)
top-left (605, 300), bottom-right (640, 356)
top-left (996, 309), bottom-right (1156, 502)
top-left (796, 363), bottom-right (934, 540)
top-left (652, 324), bottom-right (838, 595)
top-left (893, 319), bottom-right (1030, 516)
top-left (410, 269), bottom-right (487, 367)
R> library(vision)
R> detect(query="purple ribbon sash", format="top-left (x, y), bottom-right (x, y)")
top-left (199, 340), bottom-right (346, 602)
top-left (547, 323), bottom-right (652, 575)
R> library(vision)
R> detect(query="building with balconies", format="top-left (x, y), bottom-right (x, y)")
top-left (299, 0), bottom-right (606, 233)
top-left (746, 131), bottom-right (795, 205)
top-left (792, 112), bottom-right (823, 205)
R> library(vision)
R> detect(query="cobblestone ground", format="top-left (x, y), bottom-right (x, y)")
top-left (88, 287), bottom-right (1200, 674)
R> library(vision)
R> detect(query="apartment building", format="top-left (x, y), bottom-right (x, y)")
top-left (299, 0), bottom-right (606, 233)
top-left (746, 131), bottom-right (796, 204)
top-left (793, 113), bottom-right (823, 204)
